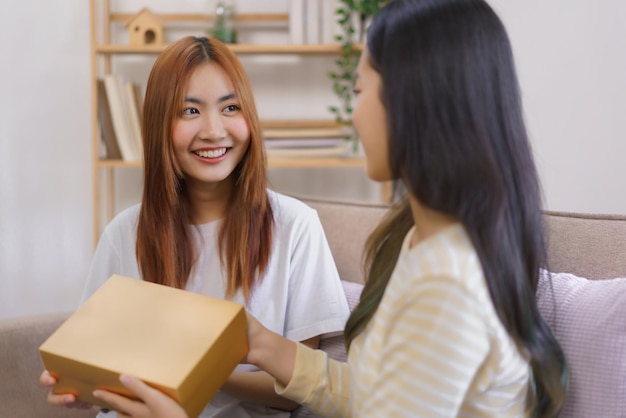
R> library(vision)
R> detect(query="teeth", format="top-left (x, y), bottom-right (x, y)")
top-left (195, 148), bottom-right (227, 158)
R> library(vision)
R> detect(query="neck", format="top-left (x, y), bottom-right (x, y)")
top-left (185, 177), bottom-right (233, 224)
top-left (407, 195), bottom-right (457, 248)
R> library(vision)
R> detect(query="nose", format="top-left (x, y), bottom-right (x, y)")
top-left (199, 111), bottom-right (226, 141)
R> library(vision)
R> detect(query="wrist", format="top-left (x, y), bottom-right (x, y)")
top-left (251, 329), bottom-right (296, 387)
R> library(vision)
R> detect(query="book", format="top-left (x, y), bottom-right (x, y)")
top-left (264, 138), bottom-right (346, 149)
top-left (266, 144), bottom-right (349, 158)
top-left (321, 0), bottom-right (342, 44)
top-left (289, 0), bottom-right (304, 44)
top-left (131, 83), bottom-right (144, 124)
top-left (265, 137), bottom-right (350, 158)
top-left (305, 0), bottom-right (321, 44)
top-left (96, 79), bottom-right (122, 160)
top-left (103, 74), bottom-right (141, 162)
top-left (263, 126), bottom-right (348, 139)
top-left (125, 81), bottom-right (143, 159)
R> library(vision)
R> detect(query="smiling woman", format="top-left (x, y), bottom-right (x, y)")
top-left (39, 36), bottom-right (350, 418)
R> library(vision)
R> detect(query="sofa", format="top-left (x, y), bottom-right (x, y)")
top-left (1, 196), bottom-right (625, 418)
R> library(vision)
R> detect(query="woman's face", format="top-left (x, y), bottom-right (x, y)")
top-left (172, 62), bottom-right (250, 189)
top-left (353, 48), bottom-right (392, 182)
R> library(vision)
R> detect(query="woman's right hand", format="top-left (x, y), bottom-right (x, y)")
top-left (242, 312), bottom-right (297, 387)
top-left (39, 370), bottom-right (93, 409)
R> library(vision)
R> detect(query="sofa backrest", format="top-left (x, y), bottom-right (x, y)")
top-left (544, 211), bottom-right (626, 279)
top-left (301, 197), bottom-right (388, 285)
top-left (301, 196), bottom-right (626, 283)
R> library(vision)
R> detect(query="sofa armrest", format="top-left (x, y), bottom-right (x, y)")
top-left (0, 312), bottom-right (95, 418)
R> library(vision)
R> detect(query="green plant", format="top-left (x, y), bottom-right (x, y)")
top-left (328, 0), bottom-right (385, 143)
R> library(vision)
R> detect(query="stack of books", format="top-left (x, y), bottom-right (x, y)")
top-left (263, 126), bottom-right (352, 158)
top-left (97, 74), bottom-right (144, 162)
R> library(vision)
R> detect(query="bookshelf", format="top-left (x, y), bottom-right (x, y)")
top-left (90, 0), bottom-right (367, 246)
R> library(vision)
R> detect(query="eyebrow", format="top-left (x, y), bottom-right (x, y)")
top-left (183, 92), bottom-right (237, 105)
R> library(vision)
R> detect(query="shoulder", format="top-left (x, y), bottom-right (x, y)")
top-left (411, 224), bottom-right (481, 281)
top-left (400, 225), bottom-right (499, 324)
top-left (268, 190), bottom-right (319, 226)
top-left (398, 224), bottom-right (488, 303)
top-left (100, 203), bottom-right (141, 241)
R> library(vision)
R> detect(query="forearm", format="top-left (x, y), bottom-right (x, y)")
top-left (247, 329), bottom-right (298, 387)
top-left (221, 370), bottom-right (299, 411)
top-left (228, 331), bottom-right (319, 410)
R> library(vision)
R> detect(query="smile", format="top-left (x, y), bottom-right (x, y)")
top-left (193, 148), bottom-right (228, 158)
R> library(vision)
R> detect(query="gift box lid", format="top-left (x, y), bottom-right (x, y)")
top-left (39, 274), bottom-right (248, 417)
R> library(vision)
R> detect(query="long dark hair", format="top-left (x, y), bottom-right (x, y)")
top-left (136, 36), bottom-right (273, 302)
top-left (344, 1), bottom-right (567, 415)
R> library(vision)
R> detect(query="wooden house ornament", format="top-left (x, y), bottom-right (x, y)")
top-left (125, 8), bottom-right (163, 46)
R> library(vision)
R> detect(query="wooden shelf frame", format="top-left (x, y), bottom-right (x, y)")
top-left (97, 157), bottom-right (365, 170)
top-left (90, 0), bottom-right (366, 246)
top-left (95, 43), bottom-right (362, 55)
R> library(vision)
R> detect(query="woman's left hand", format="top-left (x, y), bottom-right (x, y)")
top-left (93, 375), bottom-right (187, 418)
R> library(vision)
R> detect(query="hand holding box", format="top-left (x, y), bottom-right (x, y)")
top-left (39, 275), bottom-right (248, 418)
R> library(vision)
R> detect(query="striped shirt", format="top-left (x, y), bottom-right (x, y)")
top-left (277, 223), bottom-right (530, 417)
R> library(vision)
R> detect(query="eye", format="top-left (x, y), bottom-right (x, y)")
top-left (352, 88), bottom-right (361, 96)
top-left (181, 107), bottom-right (199, 116)
top-left (223, 104), bottom-right (241, 114)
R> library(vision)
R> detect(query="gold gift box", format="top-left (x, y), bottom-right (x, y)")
top-left (39, 274), bottom-right (248, 418)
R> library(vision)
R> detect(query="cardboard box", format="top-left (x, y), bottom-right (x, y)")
top-left (39, 275), bottom-right (248, 418)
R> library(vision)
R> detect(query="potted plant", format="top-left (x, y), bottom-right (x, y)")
top-left (328, 0), bottom-right (386, 150)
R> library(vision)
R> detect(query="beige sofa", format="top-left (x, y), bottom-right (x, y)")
top-left (2, 197), bottom-right (626, 418)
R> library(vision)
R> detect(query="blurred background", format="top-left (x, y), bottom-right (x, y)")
top-left (1, 0), bottom-right (625, 319)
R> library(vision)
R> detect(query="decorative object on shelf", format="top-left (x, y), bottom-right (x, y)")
top-left (125, 8), bottom-right (164, 46)
top-left (328, 0), bottom-right (386, 149)
top-left (211, 1), bottom-right (237, 44)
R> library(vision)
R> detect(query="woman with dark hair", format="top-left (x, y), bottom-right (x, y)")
top-left (247, 0), bottom-right (568, 415)
top-left (39, 36), bottom-right (350, 418)
top-left (80, 0), bottom-right (568, 416)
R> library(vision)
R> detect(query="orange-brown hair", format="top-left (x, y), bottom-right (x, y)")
top-left (136, 36), bottom-right (273, 302)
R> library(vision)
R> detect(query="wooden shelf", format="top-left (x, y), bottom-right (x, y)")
top-left (95, 43), bottom-right (363, 55)
top-left (90, 0), bottom-right (368, 244)
top-left (109, 12), bottom-right (289, 23)
top-left (96, 158), bottom-right (364, 169)
top-left (267, 157), bottom-right (364, 168)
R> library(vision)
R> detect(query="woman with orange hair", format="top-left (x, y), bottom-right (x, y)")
top-left (40, 36), bottom-right (349, 418)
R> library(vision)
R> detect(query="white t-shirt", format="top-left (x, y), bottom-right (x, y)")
top-left (89, 191), bottom-right (350, 418)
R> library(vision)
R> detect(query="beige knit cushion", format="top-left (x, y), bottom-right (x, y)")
top-left (537, 270), bottom-right (626, 418)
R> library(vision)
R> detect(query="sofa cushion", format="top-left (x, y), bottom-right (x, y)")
top-left (536, 270), bottom-right (626, 418)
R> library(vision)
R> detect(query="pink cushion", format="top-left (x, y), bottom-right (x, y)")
top-left (536, 271), bottom-right (626, 418)
top-left (318, 280), bottom-right (363, 363)
top-left (292, 280), bottom-right (364, 418)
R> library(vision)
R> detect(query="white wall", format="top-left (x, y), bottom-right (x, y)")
top-left (2, 0), bottom-right (626, 319)
top-left (490, 0), bottom-right (626, 214)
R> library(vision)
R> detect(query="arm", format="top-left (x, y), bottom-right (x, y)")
top-left (244, 313), bottom-right (298, 388)
top-left (220, 335), bottom-right (320, 411)
top-left (246, 313), bottom-right (352, 418)
top-left (86, 333), bottom-right (318, 417)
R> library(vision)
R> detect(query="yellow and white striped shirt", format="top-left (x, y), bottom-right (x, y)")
top-left (277, 223), bottom-right (530, 417)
